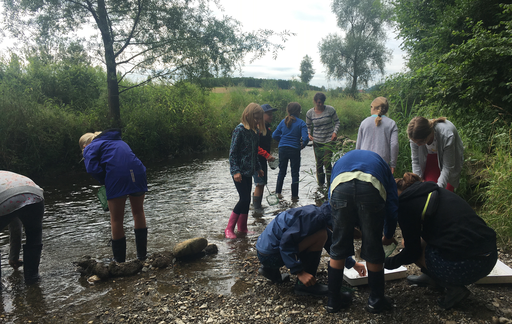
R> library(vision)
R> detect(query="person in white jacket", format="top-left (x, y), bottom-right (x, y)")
top-left (407, 117), bottom-right (464, 191)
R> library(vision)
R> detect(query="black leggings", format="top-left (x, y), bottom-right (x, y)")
top-left (0, 201), bottom-right (44, 246)
top-left (233, 175), bottom-right (252, 214)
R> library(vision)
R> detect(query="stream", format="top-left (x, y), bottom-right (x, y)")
top-left (0, 146), bottom-right (328, 321)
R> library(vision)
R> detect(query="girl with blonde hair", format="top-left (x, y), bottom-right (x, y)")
top-left (407, 116), bottom-right (463, 191)
top-left (80, 129), bottom-right (148, 262)
top-left (226, 103), bottom-right (265, 239)
top-left (356, 97), bottom-right (399, 174)
top-left (272, 102), bottom-right (309, 200)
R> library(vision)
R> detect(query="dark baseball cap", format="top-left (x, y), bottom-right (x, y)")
top-left (261, 104), bottom-right (278, 113)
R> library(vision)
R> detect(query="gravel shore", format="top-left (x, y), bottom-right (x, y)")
top-left (25, 245), bottom-right (512, 324)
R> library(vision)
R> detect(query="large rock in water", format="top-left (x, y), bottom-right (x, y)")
top-left (173, 237), bottom-right (208, 258)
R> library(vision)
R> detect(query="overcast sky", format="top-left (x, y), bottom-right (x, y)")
top-left (0, 0), bottom-right (408, 89)
top-left (215, 0), bottom-right (408, 89)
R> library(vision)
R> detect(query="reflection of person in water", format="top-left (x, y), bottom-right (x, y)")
top-left (256, 202), bottom-right (365, 297)
top-left (0, 171), bottom-right (45, 284)
top-left (386, 172), bottom-right (497, 309)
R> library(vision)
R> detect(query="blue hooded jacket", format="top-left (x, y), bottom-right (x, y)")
top-left (329, 150), bottom-right (398, 239)
top-left (256, 202), bottom-right (355, 274)
top-left (83, 129), bottom-right (147, 199)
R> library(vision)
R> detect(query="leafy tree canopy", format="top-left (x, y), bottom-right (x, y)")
top-left (318, 0), bottom-right (392, 94)
top-left (1, 0), bottom-right (292, 126)
top-left (389, 1), bottom-right (512, 119)
top-left (299, 54), bottom-right (315, 84)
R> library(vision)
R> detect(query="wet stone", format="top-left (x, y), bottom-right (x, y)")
top-left (173, 237), bottom-right (208, 258)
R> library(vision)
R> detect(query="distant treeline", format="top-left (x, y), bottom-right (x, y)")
top-left (199, 77), bottom-right (323, 91)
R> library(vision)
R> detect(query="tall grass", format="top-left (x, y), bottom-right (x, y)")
top-left (477, 128), bottom-right (512, 246)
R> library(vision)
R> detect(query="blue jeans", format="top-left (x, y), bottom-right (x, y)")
top-left (253, 157), bottom-right (268, 186)
top-left (276, 146), bottom-right (300, 196)
top-left (330, 179), bottom-right (386, 264)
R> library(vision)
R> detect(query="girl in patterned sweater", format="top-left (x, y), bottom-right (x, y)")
top-left (226, 103), bottom-right (265, 239)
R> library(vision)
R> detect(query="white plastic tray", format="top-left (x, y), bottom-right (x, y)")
top-left (343, 262), bottom-right (408, 286)
top-left (476, 260), bottom-right (512, 284)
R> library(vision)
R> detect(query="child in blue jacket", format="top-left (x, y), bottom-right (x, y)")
top-left (256, 202), bottom-right (366, 297)
top-left (79, 129), bottom-right (148, 262)
top-left (272, 102), bottom-right (309, 200)
top-left (327, 150), bottom-right (398, 313)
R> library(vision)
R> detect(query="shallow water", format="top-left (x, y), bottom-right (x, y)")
top-left (0, 146), bottom-right (327, 320)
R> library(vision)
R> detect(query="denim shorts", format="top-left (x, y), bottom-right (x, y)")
top-left (425, 245), bottom-right (498, 286)
top-left (253, 158), bottom-right (268, 185)
top-left (257, 251), bottom-right (285, 269)
top-left (330, 179), bottom-right (386, 264)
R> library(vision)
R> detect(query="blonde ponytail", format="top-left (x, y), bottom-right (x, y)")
top-left (371, 97), bottom-right (389, 126)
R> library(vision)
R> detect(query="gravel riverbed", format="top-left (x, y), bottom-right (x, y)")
top-left (11, 244), bottom-right (512, 324)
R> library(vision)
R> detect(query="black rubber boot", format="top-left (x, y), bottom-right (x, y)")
top-left (294, 251), bottom-right (328, 296)
top-left (112, 237), bottom-right (126, 263)
top-left (317, 172), bottom-right (325, 186)
top-left (325, 264), bottom-right (352, 313)
top-left (408, 268), bottom-right (444, 291)
top-left (407, 273), bottom-right (433, 287)
top-left (134, 228), bottom-right (148, 261)
top-left (291, 182), bottom-right (299, 199)
top-left (366, 269), bottom-right (392, 313)
top-left (258, 266), bottom-right (290, 283)
top-left (23, 244), bottom-right (43, 285)
top-left (437, 282), bottom-right (470, 309)
top-left (275, 179), bottom-right (284, 196)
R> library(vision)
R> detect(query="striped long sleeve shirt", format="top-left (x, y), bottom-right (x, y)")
top-left (306, 105), bottom-right (340, 144)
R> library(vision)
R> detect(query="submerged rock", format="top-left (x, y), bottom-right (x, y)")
top-left (204, 244), bottom-right (218, 255)
top-left (173, 237), bottom-right (208, 258)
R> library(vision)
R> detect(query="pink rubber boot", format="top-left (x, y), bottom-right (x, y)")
top-left (236, 213), bottom-right (250, 234)
top-left (225, 211), bottom-right (240, 239)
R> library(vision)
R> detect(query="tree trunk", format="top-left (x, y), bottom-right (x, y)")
top-left (96, 0), bottom-right (121, 128)
top-left (351, 75), bottom-right (358, 94)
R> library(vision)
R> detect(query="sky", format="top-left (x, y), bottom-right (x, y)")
top-left (0, 0), bottom-right (408, 90)
top-left (215, 0), bottom-right (409, 89)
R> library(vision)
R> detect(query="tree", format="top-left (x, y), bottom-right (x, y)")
top-left (299, 55), bottom-right (315, 84)
top-left (2, 0), bottom-right (291, 127)
top-left (391, 0), bottom-right (512, 118)
top-left (318, 0), bottom-right (392, 94)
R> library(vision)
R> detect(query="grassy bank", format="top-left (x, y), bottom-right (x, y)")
top-left (0, 57), bottom-right (509, 246)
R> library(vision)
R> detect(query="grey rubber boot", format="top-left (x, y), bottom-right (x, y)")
top-left (252, 195), bottom-right (264, 213)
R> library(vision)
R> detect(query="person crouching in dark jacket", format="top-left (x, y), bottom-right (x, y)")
top-left (386, 172), bottom-right (497, 309)
top-left (256, 202), bottom-right (365, 298)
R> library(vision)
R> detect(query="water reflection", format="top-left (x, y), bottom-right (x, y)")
top-left (0, 146), bottom-right (325, 320)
